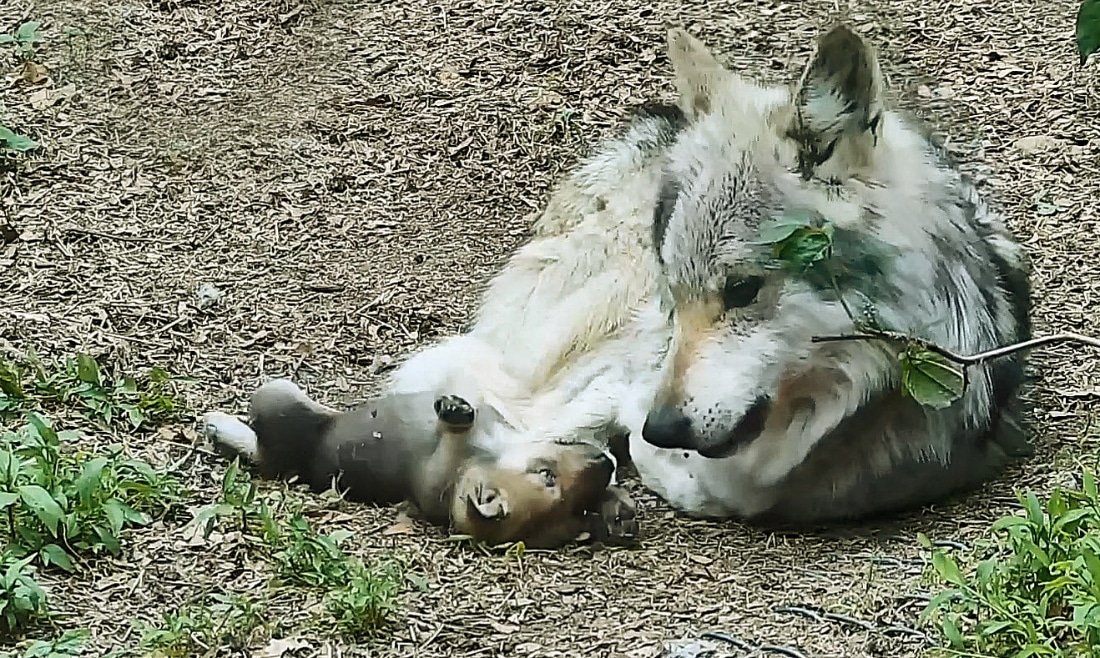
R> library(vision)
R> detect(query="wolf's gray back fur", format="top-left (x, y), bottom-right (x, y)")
top-left (385, 24), bottom-right (1033, 527)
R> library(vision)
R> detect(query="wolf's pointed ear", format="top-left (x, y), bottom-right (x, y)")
top-left (667, 28), bottom-right (728, 121)
top-left (789, 25), bottom-right (885, 180)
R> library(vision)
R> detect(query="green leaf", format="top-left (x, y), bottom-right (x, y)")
top-left (1084, 469), bottom-right (1098, 502)
top-left (75, 354), bottom-right (101, 386)
top-left (1014, 645), bottom-right (1056, 658)
top-left (0, 34), bottom-right (15, 45)
top-left (0, 126), bottom-right (38, 152)
top-left (1023, 490), bottom-right (1045, 526)
top-left (1078, 0), bottom-right (1100, 64)
top-left (900, 347), bottom-right (966, 409)
top-left (405, 572), bottom-right (430, 592)
top-left (74, 456), bottom-right (108, 505)
top-left (18, 484), bottom-right (64, 536)
top-left (774, 227), bottom-right (832, 272)
top-left (941, 614), bottom-right (964, 647)
top-left (39, 543), bottom-right (75, 572)
top-left (1073, 602), bottom-right (1100, 628)
top-left (121, 403), bottom-right (144, 428)
top-left (754, 211), bottom-right (817, 244)
top-left (980, 619), bottom-right (1014, 635)
top-left (0, 491), bottom-right (19, 510)
top-left (976, 558), bottom-right (997, 590)
top-left (916, 532), bottom-right (932, 550)
top-left (119, 458), bottom-right (158, 482)
top-left (3, 552), bottom-right (37, 583)
top-left (14, 21), bottom-right (42, 44)
top-left (1023, 540), bottom-right (1051, 567)
top-left (1082, 547), bottom-right (1100, 587)
top-left (24, 412), bottom-right (58, 447)
top-left (992, 514), bottom-right (1031, 532)
top-left (102, 498), bottom-right (145, 533)
top-left (931, 551), bottom-right (965, 587)
top-left (92, 524), bottom-right (121, 554)
top-left (1052, 507), bottom-right (1091, 534)
top-left (0, 361), bottom-right (24, 398)
top-left (329, 529), bottom-right (353, 545)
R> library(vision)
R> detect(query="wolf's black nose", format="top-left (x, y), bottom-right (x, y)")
top-left (642, 406), bottom-right (694, 449)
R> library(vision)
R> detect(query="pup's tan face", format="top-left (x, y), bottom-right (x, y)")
top-left (449, 441), bottom-right (615, 548)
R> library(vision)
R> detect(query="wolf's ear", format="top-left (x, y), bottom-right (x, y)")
top-left (789, 25), bottom-right (884, 180)
top-left (667, 28), bottom-right (729, 121)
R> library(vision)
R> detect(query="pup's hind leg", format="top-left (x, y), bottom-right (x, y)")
top-left (203, 379), bottom-right (338, 482)
top-left (202, 412), bottom-right (260, 462)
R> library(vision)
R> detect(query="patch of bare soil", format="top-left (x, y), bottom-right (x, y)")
top-left (1, 0), bottom-right (1098, 656)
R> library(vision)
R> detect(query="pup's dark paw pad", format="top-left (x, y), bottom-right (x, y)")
top-left (434, 395), bottom-right (475, 428)
top-left (591, 486), bottom-right (640, 546)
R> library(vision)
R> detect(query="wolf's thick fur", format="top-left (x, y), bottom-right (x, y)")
top-left (385, 24), bottom-right (1033, 527)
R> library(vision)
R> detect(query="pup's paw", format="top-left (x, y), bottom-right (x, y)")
top-left (201, 411), bottom-right (258, 461)
top-left (589, 485), bottom-right (640, 546)
top-left (433, 395), bottom-right (475, 429)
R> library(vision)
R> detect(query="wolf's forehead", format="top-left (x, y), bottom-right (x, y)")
top-left (657, 151), bottom-right (776, 279)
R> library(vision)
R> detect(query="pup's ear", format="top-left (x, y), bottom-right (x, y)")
top-left (666, 28), bottom-right (729, 121)
top-left (789, 24), bottom-right (885, 180)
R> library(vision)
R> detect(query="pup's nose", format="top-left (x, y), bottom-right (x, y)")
top-left (642, 406), bottom-right (694, 449)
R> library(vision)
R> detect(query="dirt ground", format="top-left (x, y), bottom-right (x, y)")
top-left (1, 0), bottom-right (1098, 656)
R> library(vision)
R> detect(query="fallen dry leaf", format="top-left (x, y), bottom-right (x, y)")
top-left (382, 520), bottom-right (416, 535)
top-left (20, 61), bottom-right (49, 84)
top-left (1013, 135), bottom-right (1066, 154)
top-left (491, 622), bottom-right (520, 634)
top-left (28, 83), bottom-right (77, 110)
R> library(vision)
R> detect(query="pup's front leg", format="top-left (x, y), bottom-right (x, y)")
top-left (586, 485), bottom-right (640, 546)
top-left (411, 395), bottom-right (477, 522)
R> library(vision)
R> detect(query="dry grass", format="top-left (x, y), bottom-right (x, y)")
top-left (1, 0), bottom-right (1098, 656)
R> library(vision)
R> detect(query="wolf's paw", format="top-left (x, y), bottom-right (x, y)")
top-left (590, 485), bottom-right (640, 546)
top-left (433, 395), bottom-right (475, 430)
top-left (201, 411), bottom-right (258, 461)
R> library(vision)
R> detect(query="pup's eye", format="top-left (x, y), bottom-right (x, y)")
top-left (538, 468), bottom-right (557, 487)
top-left (722, 275), bottom-right (764, 309)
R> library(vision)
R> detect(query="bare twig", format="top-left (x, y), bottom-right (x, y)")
top-left (811, 331), bottom-right (1100, 367)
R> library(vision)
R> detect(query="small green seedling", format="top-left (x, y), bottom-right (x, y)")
top-left (0, 21), bottom-right (44, 63)
top-left (0, 126), bottom-right (37, 153)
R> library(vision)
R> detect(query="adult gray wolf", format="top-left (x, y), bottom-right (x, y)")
top-left (633, 24), bottom-right (1033, 525)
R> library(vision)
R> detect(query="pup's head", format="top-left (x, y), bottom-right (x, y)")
top-left (643, 26), bottom-right (921, 462)
top-left (450, 440), bottom-right (615, 548)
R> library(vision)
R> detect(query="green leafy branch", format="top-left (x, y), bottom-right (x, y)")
top-left (759, 212), bottom-right (1100, 410)
top-left (1079, 0), bottom-right (1100, 64)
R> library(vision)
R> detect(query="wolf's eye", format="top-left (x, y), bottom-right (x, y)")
top-left (537, 468), bottom-right (557, 488)
top-left (722, 275), bottom-right (764, 309)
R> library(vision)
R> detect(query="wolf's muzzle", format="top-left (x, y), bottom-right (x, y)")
top-left (696, 396), bottom-right (772, 459)
top-left (641, 406), bottom-right (694, 450)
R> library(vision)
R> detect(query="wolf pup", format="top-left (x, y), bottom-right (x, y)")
top-left (630, 25), bottom-right (1033, 525)
top-left (203, 380), bottom-right (637, 548)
